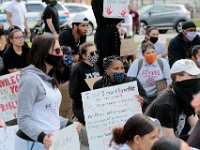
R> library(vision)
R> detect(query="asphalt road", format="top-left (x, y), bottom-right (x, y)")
top-left (88, 29), bottom-right (200, 44)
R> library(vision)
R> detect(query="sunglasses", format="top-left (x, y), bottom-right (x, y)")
top-left (88, 51), bottom-right (98, 56)
top-left (54, 47), bottom-right (63, 54)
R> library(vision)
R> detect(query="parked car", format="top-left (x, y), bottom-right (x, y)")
top-left (63, 3), bottom-right (97, 35)
top-left (0, 1), bottom-right (70, 31)
top-left (137, 4), bottom-right (192, 34)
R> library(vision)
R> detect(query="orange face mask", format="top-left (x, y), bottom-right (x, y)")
top-left (144, 53), bottom-right (157, 64)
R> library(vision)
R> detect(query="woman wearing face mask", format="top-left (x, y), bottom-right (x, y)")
top-left (2, 29), bottom-right (30, 75)
top-left (15, 33), bottom-right (77, 150)
top-left (69, 42), bottom-right (100, 125)
top-left (93, 55), bottom-right (147, 107)
top-left (146, 59), bottom-right (200, 139)
top-left (128, 41), bottom-right (172, 106)
top-left (109, 114), bottom-right (159, 150)
top-left (191, 45), bottom-right (200, 68)
top-left (137, 27), bottom-right (167, 58)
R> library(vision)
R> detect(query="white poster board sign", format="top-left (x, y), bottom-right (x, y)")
top-left (103, 0), bottom-right (130, 18)
top-left (0, 71), bottom-right (20, 122)
top-left (0, 125), bottom-right (18, 150)
top-left (50, 124), bottom-right (80, 150)
top-left (82, 81), bottom-right (142, 150)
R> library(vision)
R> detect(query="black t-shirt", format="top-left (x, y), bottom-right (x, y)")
top-left (3, 45), bottom-right (30, 73)
top-left (59, 28), bottom-right (86, 52)
top-left (145, 90), bottom-right (187, 137)
top-left (43, 6), bottom-right (60, 33)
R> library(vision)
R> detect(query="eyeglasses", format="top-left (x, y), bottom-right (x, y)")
top-left (13, 36), bottom-right (24, 40)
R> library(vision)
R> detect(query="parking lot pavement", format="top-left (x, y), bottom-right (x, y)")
top-left (88, 27), bottom-right (200, 44)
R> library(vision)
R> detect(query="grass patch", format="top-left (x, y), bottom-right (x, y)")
top-left (193, 18), bottom-right (200, 27)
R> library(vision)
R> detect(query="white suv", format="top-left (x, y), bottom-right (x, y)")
top-left (0, 1), bottom-right (70, 30)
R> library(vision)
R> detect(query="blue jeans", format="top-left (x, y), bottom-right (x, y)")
top-left (15, 135), bottom-right (48, 150)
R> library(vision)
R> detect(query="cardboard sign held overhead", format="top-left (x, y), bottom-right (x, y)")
top-left (103, 0), bottom-right (130, 18)
top-left (84, 76), bottom-right (102, 90)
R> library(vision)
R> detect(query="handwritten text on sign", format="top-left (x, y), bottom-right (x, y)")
top-left (50, 124), bottom-right (80, 150)
top-left (82, 81), bottom-right (142, 150)
top-left (0, 125), bottom-right (18, 150)
top-left (0, 72), bottom-right (20, 122)
top-left (103, 0), bottom-right (130, 18)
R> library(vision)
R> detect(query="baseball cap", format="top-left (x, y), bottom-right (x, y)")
top-left (61, 46), bottom-right (74, 55)
top-left (72, 14), bottom-right (89, 24)
top-left (171, 59), bottom-right (200, 75)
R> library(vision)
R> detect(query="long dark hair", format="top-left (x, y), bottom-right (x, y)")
top-left (151, 137), bottom-right (181, 150)
top-left (110, 114), bottom-right (156, 145)
top-left (29, 33), bottom-right (58, 88)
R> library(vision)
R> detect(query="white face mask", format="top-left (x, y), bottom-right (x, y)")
top-left (186, 32), bottom-right (197, 41)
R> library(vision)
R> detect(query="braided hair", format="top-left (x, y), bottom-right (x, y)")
top-left (102, 55), bottom-right (123, 87)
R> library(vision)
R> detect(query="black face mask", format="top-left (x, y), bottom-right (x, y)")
top-left (45, 54), bottom-right (62, 68)
top-left (149, 37), bottom-right (158, 44)
top-left (173, 78), bottom-right (200, 116)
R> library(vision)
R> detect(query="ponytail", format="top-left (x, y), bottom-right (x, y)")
top-left (109, 127), bottom-right (126, 146)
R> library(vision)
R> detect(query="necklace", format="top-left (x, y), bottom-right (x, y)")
top-left (75, 39), bottom-right (80, 47)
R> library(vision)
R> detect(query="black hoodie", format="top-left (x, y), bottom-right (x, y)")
top-left (168, 33), bottom-right (200, 67)
top-left (69, 61), bottom-right (100, 123)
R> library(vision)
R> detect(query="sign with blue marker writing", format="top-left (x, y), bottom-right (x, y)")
top-left (103, 0), bottom-right (130, 18)
top-left (82, 81), bottom-right (142, 150)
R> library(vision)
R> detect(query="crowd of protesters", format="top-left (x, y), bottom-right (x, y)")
top-left (1, 0), bottom-right (200, 150)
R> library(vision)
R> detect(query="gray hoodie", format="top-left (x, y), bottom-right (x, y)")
top-left (17, 65), bottom-right (69, 142)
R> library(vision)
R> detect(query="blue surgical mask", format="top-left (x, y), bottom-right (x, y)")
top-left (186, 32), bottom-right (197, 41)
top-left (112, 72), bottom-right (126, 83)
top-left (64, 55), bottom-right (73, 66)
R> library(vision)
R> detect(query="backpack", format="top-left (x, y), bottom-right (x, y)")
top-left (137, 58), bottom-right (167, 96)
top-left (137, 58), bottom-right (164, 76)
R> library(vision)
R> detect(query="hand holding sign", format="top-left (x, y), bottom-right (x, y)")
top-left (43, 132), bottom-right (53, 148)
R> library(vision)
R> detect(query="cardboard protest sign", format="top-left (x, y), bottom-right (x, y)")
top-left (82, 81), bottom-right (142, 150)
top-left (50, 124), bottom-right (80, 150)
top-left (103, 0), bottom-right (130, 18)
top-left (58, 81), bottom-right (73, 120)
top-left (0, 72), bottom-right (20, 122)
top-left (84, 76), bottom-right (102, 90)
top-left (0, 125), bottom-right (18, 150)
